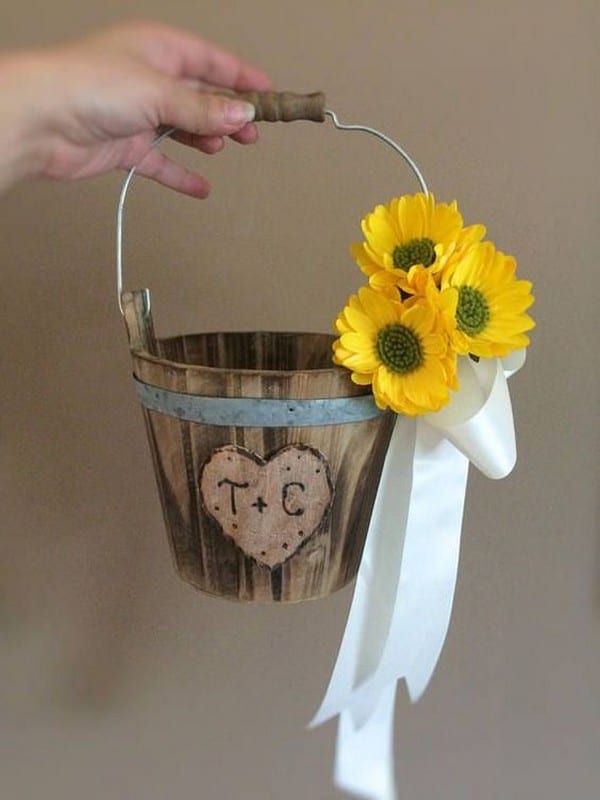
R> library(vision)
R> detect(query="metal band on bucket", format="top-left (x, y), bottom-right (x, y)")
top-left (134, 377), bottom-right (384, 427)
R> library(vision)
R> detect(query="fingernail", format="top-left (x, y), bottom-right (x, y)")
top-left (224, 101), bottom-right (256, 126)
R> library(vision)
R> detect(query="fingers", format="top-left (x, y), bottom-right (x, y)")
top-left (166, 27), bottom-right (272, 90)
top-left (177, 34), bottom-right (272, 91)
top-left (178, 81), bottom-right (261, 143)
top-left (229, 123), bottom-right (260, 145)
top-left (170, 123), bottom-right (258, 151)
top-left (169, 131), bottom-right (225, 154)
top-left (108, 21), bottom-right (272, 91)
top-left (132, 149), bottom-right (211, 198)
top-left (129, 118), bottom-right (259, 199)
top-left (157, 82), bottom-right (256, 137)
top-left (196, 45), bottom-right (272, 92)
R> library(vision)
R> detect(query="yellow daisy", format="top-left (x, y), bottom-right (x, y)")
top-left (441, 242), bottom-right (535, 358)
top-left (351, 192), bottom-right (485, 283)
top-left (364, 266), bottom-right (459, 390)
top-left (332, 293), bottom-right (369, 379)
top-left (333, 286), bottom-right (456, 416)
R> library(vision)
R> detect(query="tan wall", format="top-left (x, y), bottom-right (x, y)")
top-left (1, 2), bottom-right (598, 798)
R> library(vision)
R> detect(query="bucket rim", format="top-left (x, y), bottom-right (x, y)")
top-left (130, 329), bottom-right (367, 384)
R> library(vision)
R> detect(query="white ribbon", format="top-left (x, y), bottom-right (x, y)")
top-left (311, 351), bottom-right (525, 799)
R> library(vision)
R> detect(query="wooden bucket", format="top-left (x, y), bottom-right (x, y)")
top-left (122, 292), bottom-right (394, 602)
top-left (117, 91), bottom-right (399, 602)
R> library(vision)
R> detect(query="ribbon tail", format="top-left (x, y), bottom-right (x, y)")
top-left (335, 682), bottom-right (398, 800)
top-left (347, 420), bottom-right (469, 717)
top-left (402, 422), bottom-right (469, 702)
top-left (401, 356), bottom-right (522, 698)
top-left (310, 416), bottom-right (416, 727)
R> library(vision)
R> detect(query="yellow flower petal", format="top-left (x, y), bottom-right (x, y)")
top-left (344, 305), bottom-right (378, 335)
top-left (443, 241), bottom-right (535, 357)
top-left (341, 330), bottom-right (376, 353)
top-left (358, 286), bottom-right (400, 326)
top-left (351, 193), bottom-right (486, 280)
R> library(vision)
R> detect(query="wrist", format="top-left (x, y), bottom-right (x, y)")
top-left (0, 51), bottom-right (49, 192)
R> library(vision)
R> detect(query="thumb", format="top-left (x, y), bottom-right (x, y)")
top-left (156, 82), bottom-right (256, 136)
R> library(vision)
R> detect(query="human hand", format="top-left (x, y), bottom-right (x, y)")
top-left (0, 20), bottom-right (272, 196)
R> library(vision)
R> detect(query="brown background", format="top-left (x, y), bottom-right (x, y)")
top-left (1, 2), bottom-right (598, 798)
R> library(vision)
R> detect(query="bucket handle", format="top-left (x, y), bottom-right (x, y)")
top-left (117, 91), bottom-right (429, 332)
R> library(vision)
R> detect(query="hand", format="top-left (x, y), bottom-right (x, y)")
top-left (0, 20), bottom-right (272, 196)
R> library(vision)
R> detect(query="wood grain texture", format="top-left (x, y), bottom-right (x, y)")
top-left (123, 291), bottom-right (395, 603)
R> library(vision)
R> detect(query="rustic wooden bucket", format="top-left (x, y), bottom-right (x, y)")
top-left (122, 292), bottom-right (394, 603)
top-left (118, 91), bottom-right (397, 602)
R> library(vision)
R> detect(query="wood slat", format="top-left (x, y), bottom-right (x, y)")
top-left (123, 293), bottom-right (395, 602)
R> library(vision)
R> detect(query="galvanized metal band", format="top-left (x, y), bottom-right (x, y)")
top-left (134, 377), bottom-right (384, 427)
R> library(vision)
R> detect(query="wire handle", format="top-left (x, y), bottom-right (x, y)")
top-left (117, 93), bottom-right (429, 315)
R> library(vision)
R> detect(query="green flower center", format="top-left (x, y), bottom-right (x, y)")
top-left (456, 286), bottom-right (490, 336)
top-left (376, 324), bottom-right (423, 374)
top-left (393, 237), bottom-right (436, 270)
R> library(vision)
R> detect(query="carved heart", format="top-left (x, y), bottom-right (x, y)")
top-left (200, 445), bottom-right (334, 568)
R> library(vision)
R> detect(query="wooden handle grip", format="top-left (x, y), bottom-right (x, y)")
top-left (230, 91), bottom-right (326, 123)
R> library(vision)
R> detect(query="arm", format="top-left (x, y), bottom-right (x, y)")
top-left (0, 20), bottom-right (272, 197)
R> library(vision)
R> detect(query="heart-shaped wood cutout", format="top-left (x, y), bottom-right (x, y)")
top-left (200, 444), bottom-right (334, 568)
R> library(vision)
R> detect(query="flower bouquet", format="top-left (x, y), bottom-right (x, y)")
top-left (333, 192), bottom-right (534, 415)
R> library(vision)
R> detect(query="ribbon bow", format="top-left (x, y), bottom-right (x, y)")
top-left (310, 351), bottom-right (526, 800)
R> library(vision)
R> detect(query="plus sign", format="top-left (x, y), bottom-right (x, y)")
top-left (251, 496), bottom-right (268, 514)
